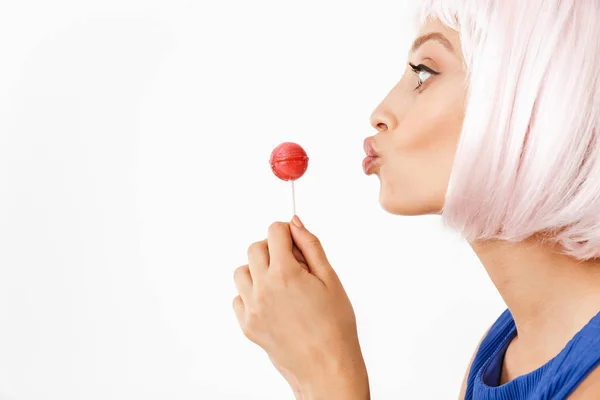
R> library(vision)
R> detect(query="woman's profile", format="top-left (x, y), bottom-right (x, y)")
top-left (232, 0), bottom-right (600, 398)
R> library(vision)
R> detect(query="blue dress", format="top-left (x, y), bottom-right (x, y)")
top-left (465, 308), bottom-right (600, 399)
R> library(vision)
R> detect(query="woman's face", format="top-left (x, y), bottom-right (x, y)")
top-left (367, 19), bottom-right (466, 215)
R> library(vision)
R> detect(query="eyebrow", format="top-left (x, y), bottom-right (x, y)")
top-left (410, 32), bottom-right (454, 54)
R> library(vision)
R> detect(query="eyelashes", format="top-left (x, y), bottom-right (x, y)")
top-left (408, 62), bottom-right (440, 90)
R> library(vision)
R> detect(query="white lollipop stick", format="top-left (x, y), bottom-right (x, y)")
top-left (291, 180), bottom-right (296, 215)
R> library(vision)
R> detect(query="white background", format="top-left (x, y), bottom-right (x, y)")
top-left (0, 0), bottom-right (506, 399)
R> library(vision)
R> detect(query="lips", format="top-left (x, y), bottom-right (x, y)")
top-left (363, 137), bottom-right (380, 175)
top-left (363, 137), bottom-right (379, 157)
top-left (362, 156), bottom-right (379, 175)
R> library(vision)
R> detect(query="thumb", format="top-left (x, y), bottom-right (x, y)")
top-left (289, 215), bottom-right (332, 280)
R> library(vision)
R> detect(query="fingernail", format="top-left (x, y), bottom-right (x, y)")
top-left (291, 215), bottom-right (304, 229)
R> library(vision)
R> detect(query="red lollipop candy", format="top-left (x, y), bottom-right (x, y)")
top-left (269, 142), bottom-right (309, 215)
top-left (269, 142), bottom-right (309, 181)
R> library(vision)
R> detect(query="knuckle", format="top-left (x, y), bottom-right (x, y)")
top-left (232, 295), bottom-right (243, 309)
top-left (246, 305), bottom-right (261, 320)
top-left (247, 241), bottom-right (259, 256)
top-left (273, 267), bottom-right (297, 286)
top-left (307, 234), bottom-right (321, 246)
top-left (243, 311), bottom-right (261, 339)
top-left (268, 221), bottom-right (286, 235)
top-left (233, 264), bottom-right (248, 280)
top-left (247, 240), bottom-right (267, 257)
top-left (255, 290), bottom-right (269, 306)
top-left (242, 323), bottom-right (258, 342)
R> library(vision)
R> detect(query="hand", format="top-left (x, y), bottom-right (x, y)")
top-left (232, 216), bottom-right (369, 400)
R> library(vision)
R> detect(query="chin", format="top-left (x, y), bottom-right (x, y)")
top-left (377, 179), bottom-right (442, 216)
top-left (379, 197), bottom-right (428, 215)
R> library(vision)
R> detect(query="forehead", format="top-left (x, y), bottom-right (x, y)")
top-left (413, 18), bottom-right (461, 56)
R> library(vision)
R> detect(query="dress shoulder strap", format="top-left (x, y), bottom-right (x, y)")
top-left (535, 312), bottom-right (600, 399)
top-left (465, 308), bottom-right (515, 399)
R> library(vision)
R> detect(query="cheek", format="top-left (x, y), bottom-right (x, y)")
top-left (393, 89), bottom-right (464, 155)
top-left (387, 84), bottom-right (465, 192)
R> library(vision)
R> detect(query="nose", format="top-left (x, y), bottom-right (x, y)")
top-left (369, 103), bottom-right (397, 133)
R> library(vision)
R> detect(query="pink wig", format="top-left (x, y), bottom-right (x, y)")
top-left (417, 0), bottom-right (600, 260)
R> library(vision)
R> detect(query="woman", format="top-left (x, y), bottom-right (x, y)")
top-left (232, 0), bottom-right (600, 398)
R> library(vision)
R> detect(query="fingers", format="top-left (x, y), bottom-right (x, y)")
top-left (289, 217), bottom-right (333, 282)
top-left (292, 244), bottom-right (307, 264)
top-left (232, 295), bottom-right (245, 325)
top-left (290, 226), bottom-right (328, 268)
top-left (292, 245), bottom-right (309, 272)
top-left (247, 240), bottom-right (269, 279)
top-left (234, 264), bottom-right (252, 303)
top-left (267, 222), bottom-right (295, 266)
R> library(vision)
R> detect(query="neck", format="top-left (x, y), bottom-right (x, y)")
top-left (469, 235), bottom-right (600, 355)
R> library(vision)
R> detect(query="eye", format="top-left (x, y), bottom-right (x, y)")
top-left (409, 63), bottom-right (440, 90)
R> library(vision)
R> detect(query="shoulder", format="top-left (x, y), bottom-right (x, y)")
top-left (567, 365), bottom-right (600, 399)
top-left (458, 324), bottom-right (492, 400)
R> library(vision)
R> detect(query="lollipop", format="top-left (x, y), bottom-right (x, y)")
top-left (269, 142), bottom-right (309, 215)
